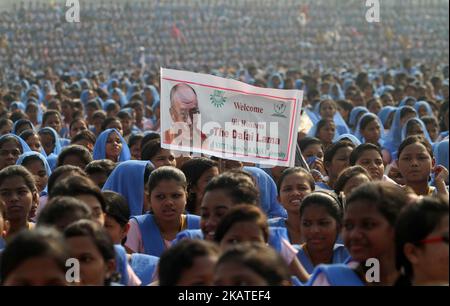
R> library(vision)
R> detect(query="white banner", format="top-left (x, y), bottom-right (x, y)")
top-left (160, 68), bottom-right (303, 167)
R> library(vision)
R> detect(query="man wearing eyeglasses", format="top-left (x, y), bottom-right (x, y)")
top-left (164, 83), bottom-right (207, 147)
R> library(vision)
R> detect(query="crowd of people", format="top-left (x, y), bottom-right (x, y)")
top-left (0, 0), bottom-right (448, 287)
top-left (0, 0), bottom-right (449, 79)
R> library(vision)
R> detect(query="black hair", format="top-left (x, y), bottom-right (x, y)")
top-left (395, 196), bottom-right (449, 282)
top-left (92, 110), bottom-right (107, 120)
top-left (0, 118), bottom-right (13, 130)
top-left (0, 227), bottom-right (69, 284)
top-left (215, 242), bottom-right (290, 286)
top-left (9, 111), bottom-right (28, 123)
top-left (47, 165), bottom-right (87, 194)
top-left (324, 140), bottom-right (355, 165)
top-left (0, 165), bottom-right (36, 193)
top-left (50, 176), bottom-right (106, 212)
top-left (300, 191), bottom-right (343, 226)
top-left (141, 138), bottom-right (163, 161)
top-left (42, 110), bottom-right (62, 125)
top-left (346, 182), bottom-right (408, 226)
top-left (71, 129), bottom-right (96, 145)
top-left (19, 129), bottom-right (38, 143)
top-left (336, 99), bottom-right (354, 112)
top-left (69, 117), bottom-right (87, 131)
top-left (101, 117), bottom-right (121, 131)
top-left (421, 116), bottom-right (439, 131)
top-left (334, 165), bottom-right (371, 195)
top-left (158, 239), bottom-right (220, 286)
top-left (141, 132), bottom-right (161, 148)
top-left (102, 191), bottom-right (130, 227)
top-left (37, 196), bottom-right (93, 230)
top-left (63, 220), bottom-right (117, 285)
top-left (397, 135), bottom-right (433, 160)
top-left (12, 119), bottom-right (33, 134)
top-left (180, 157), bottom-right (219, 214)
top-left (85, 159), bottom-right (116, 176)
top-left (0, 135), bottom-right (21, 151)
top-left (56, 144), bottom-right (93, 168)
top-left (315, 118), bottom-right (335, 137)
top-left (277, 167), bottom-right (315, 195)
top-left (400, 106), bottom-right (417, 120)
top-left (204, 172), bottom-right (259, 206)
top-left (147, 166), bottom-right (187, 195)
top-left (128, 133), bottom-right (143, 148)
top-left (358, 113), bottom-right (379, 131)
top-left (214, 205), bottom-right (269, 244)
top-left (298, 137), bottom-right (323, 153)
top-left (349, 143), bottom-right (383, 165)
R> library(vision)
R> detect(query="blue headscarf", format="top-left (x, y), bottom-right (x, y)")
top-left (39, 127), bottom-right (63, 156)
top-left (354, 113), bottom-right (385, 144)
top-left (10, 101), bottom-right (26, 112)
top-left (110, 88), bottom-right (128, 107)
top-left (107, 79), bottom-right (119, 93)
top-left (329, 83), bottom-right (345, 100)
top-left (12, 119), bottom-right (34, 135)
top-left (414, 101), bottom-right (433, 117)
top-left (103, 99), bottom-right (118, 112)
top-left (399, 96), bottom-right (417, 107)
top-left (142, 85), bottom-right (160, 108)
top-left (102, 160), bottom-right (152, 216)
top-left (80, 89), bottom-right (91, 105)
top-left (236, 69), bottom-right (255, 85)
top-left (384, 106), bottom-right (418, 155)
top-left (0, 134), bottom-right (32, 154)
top-left (243, 166), bottom-right (287, 219)
top-left (304, 107), bottom-right (320, 125)
top-left (79, 78), bottom-right (91, 90)
top-left (343, 78), bottom-right (354, 92)
top-left (24, 98), bottom-right (44, 125)
top-left (267, 73), bottom-right (285, 89)
top-left (335, 134), bottom-right (362, 147)
top-left (434, 140), bottom-right (449, 171)
top-left (295, 79), bottom-right (305, 90)
top-left (126, 84), bottom-right (140, 101)
top-left (378, 106), bottom-right (397, 128)
top-left (348, 107), bottom-right (369, 130)
top-left (401, 118), bottom-right (433, 144)
top-left (30, 84), bottom-right (44, 103)
top-left (93, 129), bottom-right (131, 162)
top-left (376, 85), bottom-right (395, 96)
top-left (16, 151), bottom-right (52, 195)
top-left (313, 100), bottom-right (350, 136)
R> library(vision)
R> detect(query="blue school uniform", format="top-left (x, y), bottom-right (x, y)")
top-left (102, 160), bottom-right (152, 216)
top-left (130, 253), bottom-right (159, 286)
top-left (307, 263), bottom-right (364, 286)
top-left (173, 227), bottom-right (289, 255)
top-left (243, 167), bottom-right (287, 219)
top-left (384, 106), bottom-right (418, 157)
top-left (131, 213), bottom-right (201, 257)
top-left (93, 128), bottom-right (131, 162)
top-left (297, 244), bottom-right (350, 274)
top-left (0, 237), bottom-right (5, 250)
top-left (114, 244), bottom-right (130, 286)
top-left (378, 106), bottom-right (397, 128)
top-left (348, 107), bottom-right (369, 131)
top-left (39, 127), bottom-right (62, 156)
